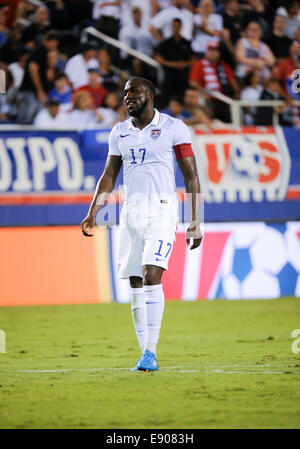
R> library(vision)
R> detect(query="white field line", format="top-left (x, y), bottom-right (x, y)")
top-left (209, 369), bottom-right (297, 375)
top-left (0, 365), bottom-right (300, 375)
top-left (207, 364), bottom-right (271, 367)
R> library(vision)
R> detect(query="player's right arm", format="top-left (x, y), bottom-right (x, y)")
top-left (80, 155), bottom-right (122, 237)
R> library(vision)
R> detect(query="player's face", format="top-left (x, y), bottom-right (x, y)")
top-left (124, 82), bottom-right (149, 117)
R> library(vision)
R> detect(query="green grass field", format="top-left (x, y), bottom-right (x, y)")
top-left (0, 298), bottom-right (299, 429)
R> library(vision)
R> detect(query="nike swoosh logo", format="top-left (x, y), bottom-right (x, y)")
top-left (120, 134), bottom-right (130, 138)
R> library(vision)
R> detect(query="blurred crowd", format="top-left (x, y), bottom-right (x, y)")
top-left (1, 0), bottom-right (300, 128)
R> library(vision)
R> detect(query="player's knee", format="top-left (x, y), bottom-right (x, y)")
top-left (143, 270), bottom-right (154, 285)
top-left (143, 267), bottom-right (161, 285)
top-left (129, 276), bottom-right (143, 288)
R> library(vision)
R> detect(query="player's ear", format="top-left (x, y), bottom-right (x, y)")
top-left (149, 91), bottom-right (155, 104)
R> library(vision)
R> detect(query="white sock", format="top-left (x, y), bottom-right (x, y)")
top-left (144, 284), bottom-right (165, 356)
top-left (131, 287), bottom-right (147, 353)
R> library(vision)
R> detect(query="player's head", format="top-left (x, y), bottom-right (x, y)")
top-left (123, 77), bottom-right (155, 117)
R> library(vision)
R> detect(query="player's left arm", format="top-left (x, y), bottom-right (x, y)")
top-left (177, 154), bottom-right (202, 250)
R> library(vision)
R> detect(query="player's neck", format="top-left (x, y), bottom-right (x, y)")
top-left (132, 108), bottom-right (155, 130)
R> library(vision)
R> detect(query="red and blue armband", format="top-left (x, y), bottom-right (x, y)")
top-left (173, 143), bottom-right (194, 160)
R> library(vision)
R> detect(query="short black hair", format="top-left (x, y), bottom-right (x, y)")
top-left (47, 98), bottom-right (60, 107)
top-left (246, 19), bottom-right (261, 29)
top-left (169, 95), bottom-right (183, 104)
top-left (172, 18), bottom-right (182, 25)
top-left (17, 45), bottom-right (30, 57)
top-left (43, 30), bottom-right (60, 42)
top-left (242, 71), bottom-right (258, 88)
top-left (79, 42), bottom-right (98, 53)
top-left (54, 71), bottom-right (67, 81)
top-left (127, 77), bottom-right (156, 97)
top-left (185, 86), bottom-right (198, 93)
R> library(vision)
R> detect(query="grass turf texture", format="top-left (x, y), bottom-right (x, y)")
top-left (0, 298), bottom-right (299, 429)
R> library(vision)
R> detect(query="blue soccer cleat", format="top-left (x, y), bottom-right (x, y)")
top-left (138, 349), bottom-right (159, 372)
top-left (131, 355), bottom-right (142, 372)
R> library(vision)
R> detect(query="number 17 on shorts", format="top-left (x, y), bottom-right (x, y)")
top-left (154, 240), bottom-right (173, 262)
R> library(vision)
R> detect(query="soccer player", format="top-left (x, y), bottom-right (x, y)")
top-left (81, 77), bottom-right (202, 372)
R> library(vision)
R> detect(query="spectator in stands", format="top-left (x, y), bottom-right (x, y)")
top-left (149, 0), bottom-right (194, 43)
top-left (240, 70), bottom-right (263, 125)
top-left (275, 40), bottom-right (300, 99)
top-left (235, 20), bottom-right (275, 81)
top-left (0, 0), bottom-right (21, 28)
top-left (128, 57), bottom-right (155, 83)
top-left (10, 0), bottom-right (37, 24)
top-left (76, 67), bottom-right (108, 108)
top-left (240, 0), bottom-right (269, 39)
top-left (255, 76), bottom-right (293, 126)
top-left (181, 86), bottom-right (214, 127)
top-left (191, 0), bottom-right (223, 58)
top-left (0, 26), bottom-right (21, 66)
top-left (0, 96), bottom-right (9, 123)
top-left (222, 0), bottom-right (242, 64)
top-left (8, 46), bottom-right (29, 89)
top-left (65, 42), bottom-right (99, 90)
top-left (200, 103), bottom-right (230, 128)
top-left (0, 70), bottom-right (14, 122)
top-left (161, 95), bottom-right (190, 119)
top-left (65, 0), bottom-right (93, 28)
top-left (92, 0), bottom-right (122, 39)
top-left (154, 17), bottom-right (194, 107)
top-left (45, 0), bottom-right (70, 31)
top-left (189, 41), bottom-right (239, 95)
top-left (119, 6), bottom-right (155, 57)
top-left (98, 91), bottom-right (127, 126)
top-left (48, 71), bottom-right (72, 112)
top-left (264, 11), bottom-right (293, 62)
top-left (285, 0), bottom-right (300, 40)
top-left (22, 5), bottom-right (51, 48)
top-left (182, 86), bottom-right (201, 112)
top-left (189, 41), bottom-right (239, 122)
top-left (69, 90), bottom-right (104, 126)
top-left (120, 0), bottom-right (153, 29)
top-left (97, 47), bottom-right (123, 91)
top-left (295, 26), bottom-right (300, 43)
top-left (18, 30), bottom-right (60, 124)
top-left (46, 47), bottom-right (60, 88)
top-left (0, 6), bottom-right (8, 47)
top-left (151, 0), bottom-right (174, 14)
top-left (33, 98), bottom-right (71, 128)
top-left (275, 38), bottom-right (300, 126)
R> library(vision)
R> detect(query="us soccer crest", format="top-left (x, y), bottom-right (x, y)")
top-left (151, 129), bottom-right (161, 140)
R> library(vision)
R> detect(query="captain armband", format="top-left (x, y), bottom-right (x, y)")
top-left (173, 143), bottom-right (194, 160)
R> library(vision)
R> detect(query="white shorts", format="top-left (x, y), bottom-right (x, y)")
top-left (117, 201), bottom-right (178, 279)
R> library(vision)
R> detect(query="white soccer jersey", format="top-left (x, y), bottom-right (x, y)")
top-left (108, 109), bottom-right (194, 278)
top-left (108, 109), bottom-right (192, 211)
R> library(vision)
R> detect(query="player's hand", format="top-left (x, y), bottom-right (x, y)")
top-left (186, 221), bottom-right (202, 250)
top-left (80, 213), bottom-right (96, 237)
